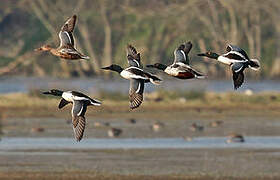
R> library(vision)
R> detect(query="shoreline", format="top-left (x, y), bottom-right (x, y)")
top-left (0, 91), bottom-right (279, 118)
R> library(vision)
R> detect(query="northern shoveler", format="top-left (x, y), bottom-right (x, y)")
top-left (152, 122), bottom-right (165, 132)
top-left (183, 136), bottom-right (193, 142)
top-left (127, 118), bottom-right (137, 124)
top-left (209, 121), bottom-right (223, 128)
top-left (35, 15), bottom-right (89, 60)
top-left (43, 89), bottom-right (101, 141)
top-left (226, 133), bottom-right (245, 143)
top-left (198, 44), bottom-right (260, 89)
top-left (146, 41), bottom-right (205, 79)
top-left (31, 127), bottom-right (45, 133)
top-left (93, 122), bottom-right (110, 127)
top-left (101, 45), bottom-right (162, 109)
top-left (190, 123), bottom-right (204, 132)
top-left (108, 128), bottom-right (122, 138)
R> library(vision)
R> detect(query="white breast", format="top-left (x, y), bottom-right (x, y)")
top-left (164, 66), bottom-right (179, 76)
top-left (120, 70), bottom-right (133, 80)
top-left (62, 92), bottom-right (74, 102)
top-left (217, 56), bottom-right (232, 65)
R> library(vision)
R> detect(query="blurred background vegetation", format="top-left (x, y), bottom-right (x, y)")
top-left (0, 0), bottom-right (279, 79)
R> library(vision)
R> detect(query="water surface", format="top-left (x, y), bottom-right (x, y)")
top-left (0, 76), bottom-right (279, 94)
top-left (2, 137), bottom-right (280, 151)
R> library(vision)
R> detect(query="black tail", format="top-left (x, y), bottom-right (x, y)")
top-left (248, 59), bottom-right (260, 71)
top-left (144, 72), bottom-right (162, 85)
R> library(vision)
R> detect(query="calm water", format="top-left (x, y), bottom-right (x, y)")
top-left (0, 76), bottom-right (279, 94)
top-left (1, 137), bottom-right (280, 150)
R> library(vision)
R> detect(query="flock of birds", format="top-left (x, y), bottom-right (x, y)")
top-left (34, 15), bottom-right (260, 142)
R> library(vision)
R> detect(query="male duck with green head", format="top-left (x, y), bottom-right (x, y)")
top-left (198, 44), bottom-right (260, 89)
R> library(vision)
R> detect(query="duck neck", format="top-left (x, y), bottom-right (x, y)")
top-left (54, 90), bottom-right (64, 97)
top-left (156, 64), bottom-right (167, 71)
top-left (113, 66), bottom-right (123, 74)
top-left (209, 53), bottom-right (219, 60)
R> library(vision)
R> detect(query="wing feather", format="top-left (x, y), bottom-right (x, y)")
top-left (71, 101), bottom-right (87, 141)
top-left (127, 44), bottom-right (142, 67)
top-left (58, 98), bottom-right (70, 109)
top-left (129, 79), bottom-right (144, 109)
top-left (231, 62), bottom-right (246, 90)
top-left (173, 41), bottom-right (192, 64)
top-left (59, 15), bottom-right (77, 47)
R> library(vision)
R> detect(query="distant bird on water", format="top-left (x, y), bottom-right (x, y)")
top-left (152, 122), bottom-right (165, 132)
top-left (101, 45), bottom-right (161, 109)
top-left (209, 121), bottom-right (223, 128)
top-left (108, 128), bottom-right (122, 138)
top-left (190, 123), bottom-right (204, 132)
top-left (35, 15), bottom-right (89, 60)
top-left (226, 133), bottom-right (245, 143)
top-left (198, 44), bottom-right (260, 89)
top-left (146, 41), bottom-right (205, 79)
top-left (43, 89), bottom-right (101, 141)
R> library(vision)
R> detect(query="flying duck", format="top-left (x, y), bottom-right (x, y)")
top-left (198, 44), bottom-right (260, 89)
top-left (35, 15), bottom-right (89, 60)
top-left (146, 41), bottom-right (205, 79)
top-left (43, 89), bottom-right (101, 141)
top-left (102, 45), bottom-right (161, 109)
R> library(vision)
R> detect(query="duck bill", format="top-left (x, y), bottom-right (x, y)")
top-left (101, 66), bottom-right (111, 70)
top-left (146, 64), bottom-right (155, 68)
top-left (197, 53), bottom-right (207, 57)
top-left (42, 91), bottom-right (51, 95)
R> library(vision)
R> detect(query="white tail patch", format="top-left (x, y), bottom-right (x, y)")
top-left (82, 56), bottom-right (90, 60)
top-left (249, 59), bottom-right (261, 71)
top-left (150, 78), bottom-right (161, 85)
top-left (91, 100), bottom-right (101, 106)
top-left (92, 102), bottom-right (101, 106)
top-left (195, 75), bottom-right (206, 79)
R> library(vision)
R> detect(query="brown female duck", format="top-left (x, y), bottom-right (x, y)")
top-left (35, 15), bottom-right (89, 60)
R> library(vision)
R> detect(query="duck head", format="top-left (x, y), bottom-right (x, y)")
top-left (34, 45), bottom-right (52, 52)
top-left (197, 51), bottom-right (219, 59)
top-left (101, 64), bottom-right (123, 73)
top-left (43, 89), bottom-right (63, 96)
top-left (146, 63), bottom-right (167, 71)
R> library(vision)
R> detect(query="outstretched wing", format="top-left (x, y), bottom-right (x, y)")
top-left (127, 44), bottom-right (142, 68)
top-left (231, 62), bottom-right (245, 90)
top-left (173, 41), bottom-right (192, 65)
top-left (59, 15), bottom-right (77, 47)
top-left (226, 44), bottom-right (250, 60)
top-left (129, 79), bottom-right (144, 109)
top-left (58, 98), bottom-right (70, 109)
top-left (71, 100), bottom-right (87, 141)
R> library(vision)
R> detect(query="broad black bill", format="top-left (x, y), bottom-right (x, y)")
top-left (197, 53), bottom-right (207, 56)
top-left (42, 91), bottom-right (51, 95)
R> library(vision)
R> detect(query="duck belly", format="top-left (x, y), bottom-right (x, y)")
top-left (120, 70), bottom-right (147, 80)
top-left (217, 56), bottom-right (232, 65)
top-left (176, 72), bottom-right (195, 79)
top-left (165, 67), bottom-right (194, 79)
